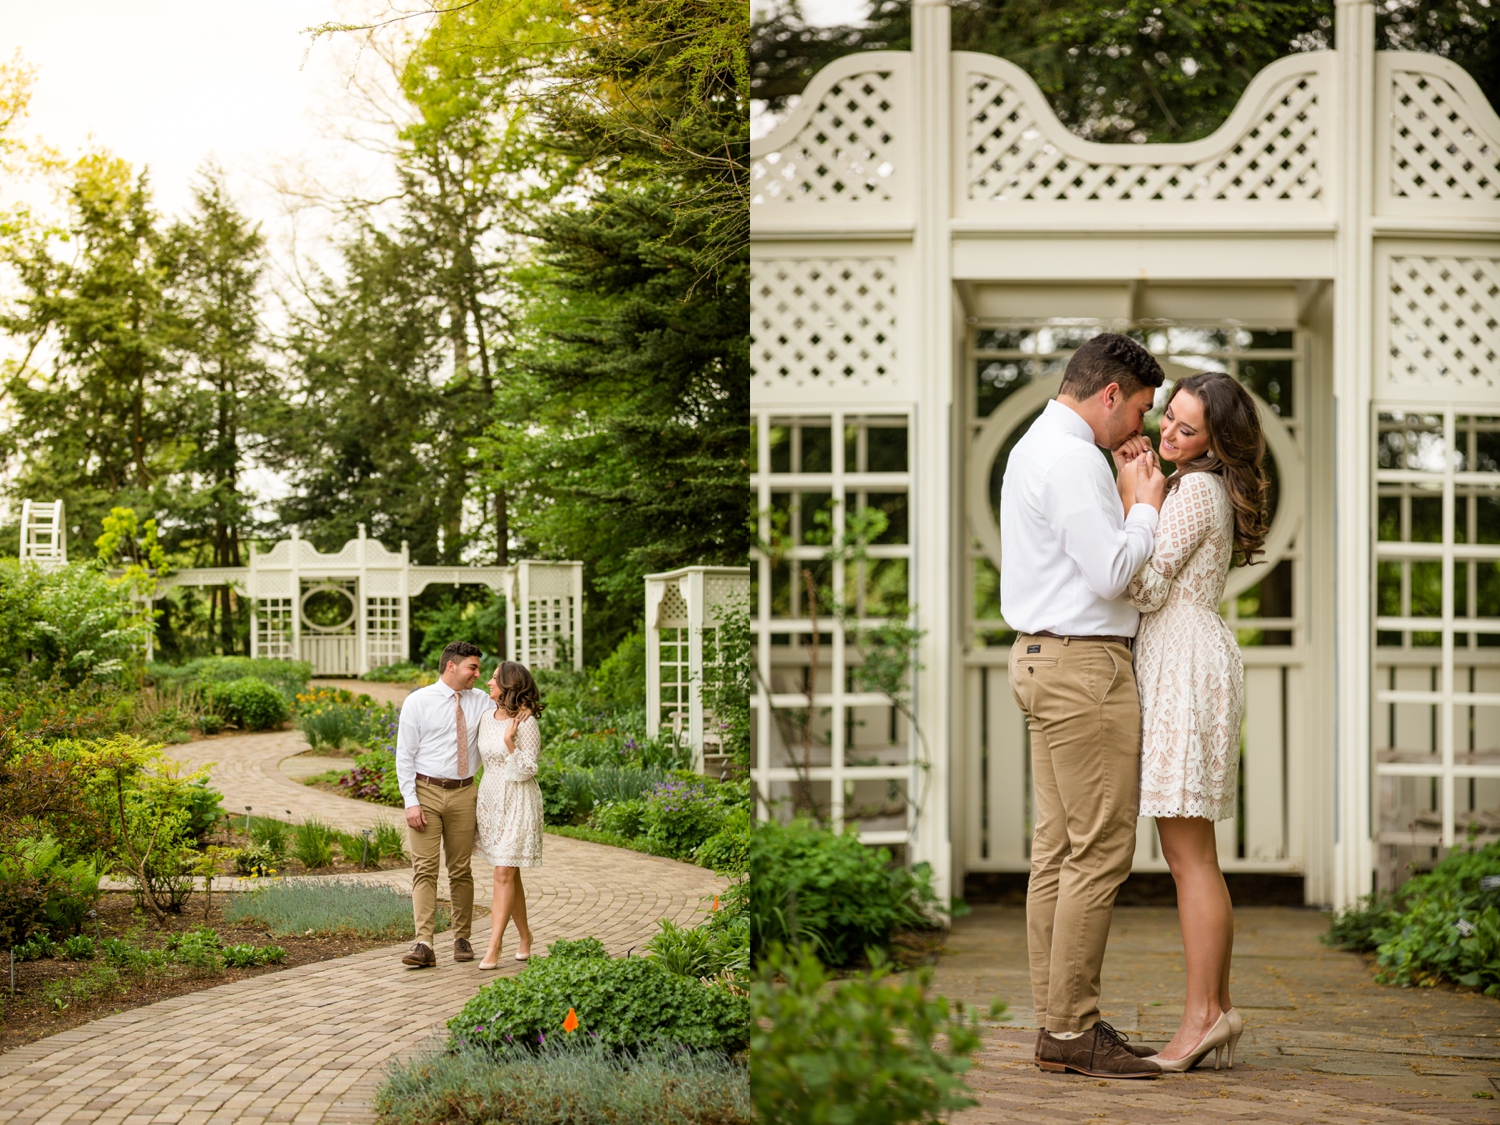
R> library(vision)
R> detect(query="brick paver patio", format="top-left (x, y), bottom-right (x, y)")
top-left (0, 722), bottom-right (725, 1124)
top-left (939, 905), bottom-right (1500, 1124)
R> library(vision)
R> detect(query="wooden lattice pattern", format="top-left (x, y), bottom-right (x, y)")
top-left (257, 599), bottom-right (294, 660)
top-left (751, 71), bottom-right (899, 204)
top-left (965, 72), bottom-right (1321, 202)
top-left (1389, 70), bottom-right (1500, 199)
top-left (752, 259), bottom-right (897, 389)
top-left (1387, 255), bottom-right (1500, 390)
top-left (365, 597), bottom-right (403, 667)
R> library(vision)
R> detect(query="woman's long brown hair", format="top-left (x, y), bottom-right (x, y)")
top-left (1164, 372), bottom-right (1271, 567)
top-left (494, 661), bottom-right (546, 717)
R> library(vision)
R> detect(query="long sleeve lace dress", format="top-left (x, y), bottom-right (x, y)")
top-left (1128, 471), bottom-right (1244, 822)
top-left (475, 712), bottom-right (544, 867)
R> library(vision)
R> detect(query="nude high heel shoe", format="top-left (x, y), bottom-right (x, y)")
top-left (1149, 1011), bottom-right (1233, 1072)
top-left (1224, 1007), bottom-right (1244, 1069)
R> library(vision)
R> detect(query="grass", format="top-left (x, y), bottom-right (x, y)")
top-left (377, 1039), bottom-right (750, 1125)
top-left (292, 818), bottom-right (336, 869)
top-left (221, 880), bottom-right (444, 940)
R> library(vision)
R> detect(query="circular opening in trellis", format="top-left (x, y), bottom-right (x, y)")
top-left (301, 585), bottom-right (357, 633)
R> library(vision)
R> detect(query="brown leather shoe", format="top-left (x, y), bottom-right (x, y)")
top-left (453, 938), bottom-right (474, 962)
top-left (1035, 1026), bottom-right (1156, 1063)
top-left (1037, 1022), bottom-right (1161, 1078)
top-left (401, 942), bottom-right (436, 968)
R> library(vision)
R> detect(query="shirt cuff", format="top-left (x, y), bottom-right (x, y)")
top-left (1126, 503), bottom-right (1160, 531)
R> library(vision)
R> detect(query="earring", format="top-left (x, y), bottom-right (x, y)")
top-left (1205, 450), bottom-right (1215, 460)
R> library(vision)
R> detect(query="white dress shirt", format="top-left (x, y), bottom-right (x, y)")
top-left (395, 679), bottom-right (496, 808)
top-left (999, 399), bottom-right (1159, 638)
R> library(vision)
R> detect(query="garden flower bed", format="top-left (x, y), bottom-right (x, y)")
top-left (0, 890), bottom-right (401, 1053)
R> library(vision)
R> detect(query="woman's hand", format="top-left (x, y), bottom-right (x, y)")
top-left (502, 714), bottom-right (520, 751)
top-left (1116, 456), bottom-right (1140, 515)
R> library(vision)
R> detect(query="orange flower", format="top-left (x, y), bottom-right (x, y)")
top-left (712, 895), bottom-right (719, 911)
top-left (562, 1008), bottom-right (579, 1033)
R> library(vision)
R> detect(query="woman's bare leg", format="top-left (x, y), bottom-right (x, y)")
top-left (485, 867), bottom-right (519, 963)
top-left (1155, 817), bottom-right (1235, 1060)
top-left (511, 873), bottom-right (533, 957)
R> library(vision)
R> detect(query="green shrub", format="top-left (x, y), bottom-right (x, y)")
top-left (292, 818), bottom-right (336, 869)
top-left (449, 937), bottom-right (750, 1055)
top-left (337, 830), bottom-right (379, 867)
top-left (372, 821), bottom-right (406, 862)
top-left (15, 932), bottom-right (58, 961)
top-left (59, 934), bottom-right (95, 961)
top-left (695, 807), bottom-right (750, 876)
top-left (175, 779), bottom-right (226, 848)
top-left (198, 713), bottom-right (225, 735)
top-left (9, 560), bottom-right (154, 685)
top-left (233, 843), bottom-right (278, 876)
top-left (750, 819), bottom-right (940, 968)
top-left (249, 817), bottom-right (291, 859)
top-left (341, 748), bottom-right (404, 806)
top-left (644, 778), bottom-right (727, 859)
top-left (148, 656), bottom-right (312, 699)
top-left (1325, 840), bottom-right (1500, 996)
top-left (222, 879), bottom-right (441, 939)
top-left (222, 942), bottom-right (286, 968)
top-left (100, 937), bottom-right (168, 973)
top-left (591, 764), bottom-right (670, 804)
top-left (590, 798), bottom-right (648, 839)
top-left (535, 760), bottom-right (582, 825)
top-left (297, 706), bottom-right (360, 750)
top-left (209, 677), bottom-right (289, 731)
top-left (377, 1038), bottom-right (750, 1125)
top-left (647, 916), bottom-right (749, 979)
top-left (751, 944), bottom-right (982, 1125)
top-left (169, 926), bottom-right (224, 972)
top-left (362, 662), bottom-right (434, 685)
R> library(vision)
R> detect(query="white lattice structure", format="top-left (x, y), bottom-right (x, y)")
top-left (751, 0), bottom-right (1500, 907)
top-left (17, 499), bottom-right (67, 569)
top-left (158, 526), bottom-right (583, 676)
top-left (645, 567), bottom-right (751, 773)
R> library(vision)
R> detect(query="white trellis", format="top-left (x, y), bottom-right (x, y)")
top-left (750, 0), bottom-right (1500, 906)
top-left (645, 566), bottom-right (750, 773)
top-left (18, 499), bottom-right (67, 569)
top-left (155, 525), bottom-right (583, 676)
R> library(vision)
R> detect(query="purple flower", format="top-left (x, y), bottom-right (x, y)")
top-left (538, 1031), bottom-right (546, 1043)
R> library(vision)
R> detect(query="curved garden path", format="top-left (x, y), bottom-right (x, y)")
top-left (0, 719), bottom-right (726, 1125)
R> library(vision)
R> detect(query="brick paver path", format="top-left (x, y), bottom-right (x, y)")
top-left (0, 725), bottom-right (725, 1124)
top-left (939, 905), bottom-right (1500, 1124)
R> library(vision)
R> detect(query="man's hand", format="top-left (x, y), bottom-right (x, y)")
top-left (406, 805), bottom-right (427, 830)
top-left (1115, 456), bottom-right (1139, 515)
top-left (1136, 457), bottom-right (1167, 512)
top-left (1111, 434), bottom-right (1153, 473)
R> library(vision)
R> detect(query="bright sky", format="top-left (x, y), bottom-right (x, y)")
top-left (0, 0), bottom-right (404, 247)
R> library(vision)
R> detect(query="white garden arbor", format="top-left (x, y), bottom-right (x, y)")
top-left (158, 527), bottom-right (584, 677)
top-left (750, 0), bottom-right (1500, 907)
top-left (645, 566), bottom-right (751, 772)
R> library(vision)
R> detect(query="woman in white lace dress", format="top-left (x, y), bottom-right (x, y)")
top-left (476, 661), bottom-right (545, 968)
top-left (1121, 372), bottom-right (1269, 1071)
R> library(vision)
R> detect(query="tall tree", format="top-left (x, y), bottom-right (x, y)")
top-left (158, 173), bottom-right (270, 652)
top-left (0, 155), bottom-right (178, 554)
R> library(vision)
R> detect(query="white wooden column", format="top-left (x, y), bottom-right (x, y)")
top-left (911, 0), bottom-right (954, 899)
top-left (1332, 0), bottom-right (1376, 908)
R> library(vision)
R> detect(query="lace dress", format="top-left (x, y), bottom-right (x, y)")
top-left (475, 712), bottom-right (544, 867)
top-left (1128, 471), bottom-right (1243, 822)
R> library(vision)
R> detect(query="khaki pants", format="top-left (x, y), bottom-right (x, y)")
top-left (409, 779), bottom-right (477, 946)
top-left (1009, 634), bottom-right (1141, 1033)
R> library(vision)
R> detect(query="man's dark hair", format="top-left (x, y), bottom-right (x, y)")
top-left (1059, 333), bottom-right (1165, 400)
top-left (439, 641), bottom-right (483, 674)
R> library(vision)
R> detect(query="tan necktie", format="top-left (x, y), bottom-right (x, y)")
top-left (454, 692), bottom-right (469, 778)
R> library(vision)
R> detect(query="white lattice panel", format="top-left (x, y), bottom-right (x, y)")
top-left (965, 66), bottom-right (1321, 202)
top-left (1389, 69), bottom-right (1500, 200)
top-left (658, 583), bottom-right (690, 629)
top-left (703, 573), bottom-right (749, 626)
top-left (751, 69), bottom-right (901, 204)
top-left (752, 258), bottom-right (898, 394)
top-left (1385, 254), bottom-right (1500, 392)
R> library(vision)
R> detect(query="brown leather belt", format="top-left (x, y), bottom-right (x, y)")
top-left (1030, 630), bottom-right (1133, 647)
top-left (416, 773), bottom-right (474, 789)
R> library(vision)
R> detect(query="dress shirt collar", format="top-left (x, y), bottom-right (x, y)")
top-left (1045, 398), bottom-right (1099, 446)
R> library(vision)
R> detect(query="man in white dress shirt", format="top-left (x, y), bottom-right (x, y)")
top-left (1000, 333), bottom-right (1168, 1077)
top-left (395, 640), bottom-right (494, 967)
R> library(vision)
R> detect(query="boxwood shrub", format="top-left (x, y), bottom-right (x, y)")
top-left (448, 937), bottom-right (749, 1055)
top-left (208, 677), bottom-right (289, 731)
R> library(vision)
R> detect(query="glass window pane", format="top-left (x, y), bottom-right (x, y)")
top-left (800, 424), bottom-right (832, 473)
top-left (1238, 358), bottom-right (1294, 417)
top-left (862, 492), bottom-right (908, 544)
top-left (865, 422), bottom-right (908, 473)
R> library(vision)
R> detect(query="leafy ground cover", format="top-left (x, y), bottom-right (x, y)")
top-left (1324, 839), bottom-right (1500, 996)
top-left (0, 891), bottom-right (395, 1053)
